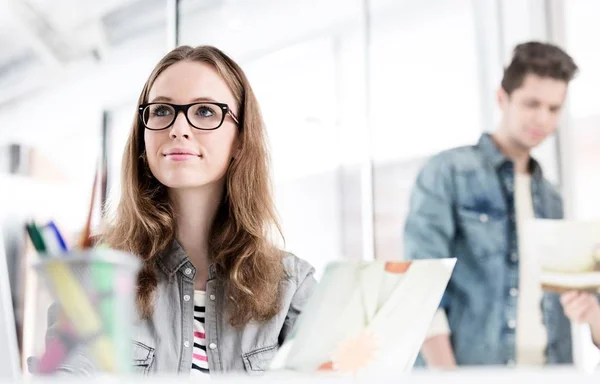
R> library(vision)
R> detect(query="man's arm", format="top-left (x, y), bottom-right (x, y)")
top-left (404, 155), bottom-right (457, 368)
top-left (420, 310), bottom-right (456, 368)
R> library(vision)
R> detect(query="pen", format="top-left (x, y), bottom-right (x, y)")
top-left (40, 221), bottom-right (69, 257)
top-left (90, 260), bottom-right (115, 336)
top-left (89, 252), bottom-right (129, 372)
top-left (46, 221), bottom-right (68, 252)
top-left (25, 222), bottom-right (47, 254)
top-left (36, 331), bottom-right (75, 374)
top-left (37, 309), bottom-right (84, 374)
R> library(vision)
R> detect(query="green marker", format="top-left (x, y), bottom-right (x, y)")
top-left (26, 223), bottom-right (47, 255)
top-left (89, 250), bottom-right (128, 372)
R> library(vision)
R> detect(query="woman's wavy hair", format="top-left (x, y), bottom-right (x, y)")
top-left (102, 45), bottom-right (285, 327)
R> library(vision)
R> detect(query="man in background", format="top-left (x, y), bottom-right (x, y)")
top-left (404, 41), bottom-right (598, 367)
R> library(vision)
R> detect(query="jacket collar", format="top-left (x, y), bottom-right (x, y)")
top-left (477, 133), bottom-right (543, 180)
top-left (157, 240), bottom-right (216, 279)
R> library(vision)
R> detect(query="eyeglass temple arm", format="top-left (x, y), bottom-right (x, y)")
top-left (228, 110), bottom-right (239, 125)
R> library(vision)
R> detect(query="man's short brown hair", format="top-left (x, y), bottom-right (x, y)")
top-left (501, 41), bottom-right (578, 95)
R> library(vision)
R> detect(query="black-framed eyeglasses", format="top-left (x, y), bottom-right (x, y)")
top-left (138, 102), bottom-right (239, 131)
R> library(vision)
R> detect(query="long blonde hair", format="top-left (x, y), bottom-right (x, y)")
top-left (102, 46), bottom-right (285, 326)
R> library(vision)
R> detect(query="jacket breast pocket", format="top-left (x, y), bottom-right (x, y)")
top-left (242, 344), bottom-right (278, 375)
top-left (132, 341), bottom-right (155, 375)
top-left (456, 207), bottom-right (503, 259)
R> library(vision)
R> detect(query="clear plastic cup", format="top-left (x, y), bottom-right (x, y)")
top-left (30, 248), bottom-right (139, 375)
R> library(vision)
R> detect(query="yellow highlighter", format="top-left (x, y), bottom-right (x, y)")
top-left (43, 260), bottom-right (116, 372)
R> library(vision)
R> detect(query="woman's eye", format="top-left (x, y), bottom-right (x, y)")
top-left (197, 106), bottom-right (215, 118)
top-left (152, 105), bottom-right (172, 116)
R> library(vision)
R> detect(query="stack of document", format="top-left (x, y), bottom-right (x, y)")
top-left (522, 219), bottom-right (600, 293)
top-left (270, 258), bottom-right (456, 376)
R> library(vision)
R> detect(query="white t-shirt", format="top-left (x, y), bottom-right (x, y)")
top-left (514, 173), bottom-right (546, 365)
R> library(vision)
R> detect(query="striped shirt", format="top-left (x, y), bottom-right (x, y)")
top-left (191, 291), bottom-right (209, 375)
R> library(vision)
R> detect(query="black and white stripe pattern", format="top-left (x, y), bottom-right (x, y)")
top-left (191, 291), bottom-right (209, 375)
top-left (194, 305), bottom-right (205, 324)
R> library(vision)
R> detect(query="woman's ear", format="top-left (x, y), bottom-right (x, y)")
top-left (231, 135), bottom-right (242, 159)
top-left (232, 145), bottom-right (242, 159)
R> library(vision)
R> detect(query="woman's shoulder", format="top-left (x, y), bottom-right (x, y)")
top-left (281, 252), bottom-right (316, 285)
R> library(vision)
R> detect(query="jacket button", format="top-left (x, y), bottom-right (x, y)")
top-left (183, 295), bottom-right (191, 302)
top-left (184, 268), bottom-right (192, 275)
top-left (479, 214), bottom-right (489, 223)
top-left (209, 343), bottom-right (217, 350)
top-left (184, 341), bottom-right (190, 348)
top-left (209, 294), bottom-right (216, 301)
top-left (507, 319), bottom-right (516, 329)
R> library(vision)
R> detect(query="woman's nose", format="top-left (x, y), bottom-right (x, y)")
top-left (169, 111), bottom-right (192, 139)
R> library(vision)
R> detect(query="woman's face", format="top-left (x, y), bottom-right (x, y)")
top-left (143, 60), bottom-right (239, 190)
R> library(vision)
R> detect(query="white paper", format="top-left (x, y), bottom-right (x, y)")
top-left (271, 258), bottom-right (456, 375)
top-left (522, 219), bottom-right (600, 273)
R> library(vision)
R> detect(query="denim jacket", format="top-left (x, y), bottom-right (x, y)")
top-left (41, 241), bottom-right (316, 376)
top-left (404, 133), bottom-right (571, 366)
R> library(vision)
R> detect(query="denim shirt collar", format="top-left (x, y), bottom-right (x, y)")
top-left (157, 240), bottom-right (216, 280)
top-left (477, 133), bottom-right (543, 180)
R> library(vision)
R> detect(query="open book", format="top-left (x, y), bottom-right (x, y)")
top-left (270, 258), bottom-right (456, 376)
top-left (522, 219), bottom-right (600, 293)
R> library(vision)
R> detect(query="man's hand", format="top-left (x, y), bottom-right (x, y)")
top-left (421, 334), bottom-right (457, 369)
top-left (560, 291), bottom-right (600, 325)
top-left (561, 291), bottom-right (600, 347)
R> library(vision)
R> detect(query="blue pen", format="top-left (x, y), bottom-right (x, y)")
top-left (46, 221), bottom-right (68, 253)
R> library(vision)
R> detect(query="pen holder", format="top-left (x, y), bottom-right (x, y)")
top-left (31, 249), bottom-right (140, 375)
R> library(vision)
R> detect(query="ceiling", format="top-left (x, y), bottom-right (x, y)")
top-left (0, 0), bottom-right (227, 106)
top-left (0, 0), bottom-right (416, 109)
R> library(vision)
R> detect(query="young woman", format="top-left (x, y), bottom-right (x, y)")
top-left (56, 45), bottom-right (316, 376)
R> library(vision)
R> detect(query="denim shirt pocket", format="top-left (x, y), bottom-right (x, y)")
top-left (132, 341), bottom-right (156, 375)
top-left (456, 206), bottom-right (504, 260)
top-left (242, 344), bottom-right (278, 375)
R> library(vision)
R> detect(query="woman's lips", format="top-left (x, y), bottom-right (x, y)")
top-left (164, 153), bottom-right (199, 161)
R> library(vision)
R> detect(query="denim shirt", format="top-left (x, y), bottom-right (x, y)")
top-left (41, 241), bottom-right (316, 376)
top-left (404, 133), bottom-right (571, 366)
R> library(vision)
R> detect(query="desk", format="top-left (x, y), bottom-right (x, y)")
top-left (7, 368), bottom-right (600, 384)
